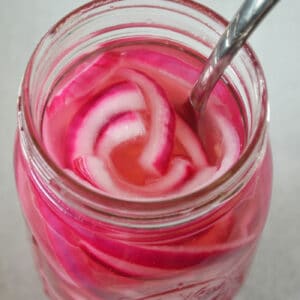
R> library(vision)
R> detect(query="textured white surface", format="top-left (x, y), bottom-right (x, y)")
top-left (0, 1), bottom-right (299, 299)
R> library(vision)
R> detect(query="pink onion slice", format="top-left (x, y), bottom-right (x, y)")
top-left (209, 110), bottom-right (241, 178)
top-left (95, 111), bottom-right (146, 158)
top-left (123, 49), bottom-right (199, 87)
top-left (216, 114), bottom-right (240, 173)
top-left (174, 110), bottom-right (241, 193)
top-left (168, 111), bottom-right (240, 195)
top-left (177, 166), bottom-right (218, 195)
top-left (193, 105), bottom-right (241, 185)
top-left (75, 221), bottom-right (257, 272)
top-left (121, 157), bottom-right (194, 196)
top-left (73, 155), bottom-right (121, 195)
top-left (73, 155), bottom-right (193, 198)
top-left (47, 52), bottom-right (121, 116)
top-left (119, 68), bottom-right (175, 175)
top-left (80, 240), bottom-right (182, 279)
top-left (67, 81), bottom-right (146, 163)
top-left (175, 114), bottom-right (208, 168)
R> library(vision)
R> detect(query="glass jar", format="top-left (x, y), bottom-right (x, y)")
top-left (14, 0), bottom-right (272, 299)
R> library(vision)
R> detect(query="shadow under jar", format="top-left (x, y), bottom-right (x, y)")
top-left (14, 1), bottom-right (272, 299)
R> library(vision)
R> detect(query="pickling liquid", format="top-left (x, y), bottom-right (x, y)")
top-left (15, 40), bottom-right (272, 299)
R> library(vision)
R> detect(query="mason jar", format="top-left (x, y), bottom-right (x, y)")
top-left (14, 1), bottom-right (272, 299)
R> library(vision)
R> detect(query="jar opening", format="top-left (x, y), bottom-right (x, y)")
top-left (19, 0), bottom-right (268, 228)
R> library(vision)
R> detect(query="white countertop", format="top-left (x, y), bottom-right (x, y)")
top-left (1, 1), bottom-right (299, 299)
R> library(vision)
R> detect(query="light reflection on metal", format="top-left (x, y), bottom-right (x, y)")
top-left (191, 0), bottom-right (280, 114)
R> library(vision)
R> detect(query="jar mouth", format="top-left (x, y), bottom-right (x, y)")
top-left (20, 0), bottom-right (268, 227)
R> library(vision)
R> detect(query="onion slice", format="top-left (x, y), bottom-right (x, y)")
top-left (175, 114), bottom-right (208, 168)
top-left (73, 155), bottom-right (194, 198)
top-left (95, 111), bottom-right (146, 158)
top-left (66, 81), bottom-right (146, 163)
top-left (119, 68), bottom-right (175, 175)
top-left (47, 52), bottom-right (121, 116)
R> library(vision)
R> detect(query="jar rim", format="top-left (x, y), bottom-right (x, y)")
top-left (19, 0), bottom-right (268, 228)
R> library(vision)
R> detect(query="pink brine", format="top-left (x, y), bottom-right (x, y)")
top-left (43, 46), bottom-right (242, 197)
top-left (14, 3), bottom-right (272, 299)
